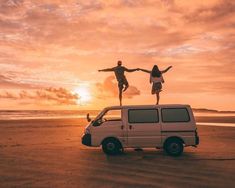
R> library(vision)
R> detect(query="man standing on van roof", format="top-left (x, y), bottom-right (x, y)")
top-left (98, 60), bottom-right (139, 106)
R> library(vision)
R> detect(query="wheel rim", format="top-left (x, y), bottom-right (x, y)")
top-left (169, 143), bottom-right (180, 154)
top-left (107, 142), bottom-right (115, 151)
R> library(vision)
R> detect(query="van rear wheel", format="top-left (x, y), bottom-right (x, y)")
top-left (164, 139), bottom-right (183, 156)
top-left (102, 138), bottom-right (122, 155)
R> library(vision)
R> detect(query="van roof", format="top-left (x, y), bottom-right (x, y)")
top-left (104, 104), bottom-right (191, 110)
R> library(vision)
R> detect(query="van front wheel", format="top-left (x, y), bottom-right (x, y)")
top-left (102, 138), bottom-right (122, 155)
top-left (164, 139), bottom-right (183, 156)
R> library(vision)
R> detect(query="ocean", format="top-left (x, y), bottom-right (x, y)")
top-left (0, 110), bottom-right (234, 127)
top-left (0, 110), bottom-right (100, 120)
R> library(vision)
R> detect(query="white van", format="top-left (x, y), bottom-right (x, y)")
top-left (82, 104), bottom-right (199, 156)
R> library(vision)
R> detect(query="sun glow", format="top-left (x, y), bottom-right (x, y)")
top-left (73, 85), bottom-right (92, 104)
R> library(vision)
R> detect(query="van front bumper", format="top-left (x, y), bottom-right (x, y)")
top-left (82, 133), bottom-right (91, 146)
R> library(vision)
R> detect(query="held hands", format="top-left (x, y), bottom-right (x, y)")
top-left (99, 68), bottom-right (141, 72)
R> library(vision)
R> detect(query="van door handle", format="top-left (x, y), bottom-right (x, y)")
top-left (129, 125), bottom-right (132, 130)
top-left (121, 125), bottom-right (124, 130)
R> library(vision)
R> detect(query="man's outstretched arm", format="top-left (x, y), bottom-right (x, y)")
top-left (98, 67), bottom-right (115, 72)
top-left (125, 68), bottom-right (139, 72)
top-left (161, 66), bottom-right (172, 74)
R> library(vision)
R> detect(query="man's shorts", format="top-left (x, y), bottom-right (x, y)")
top-left (118, 77), bottom-right (129, 89)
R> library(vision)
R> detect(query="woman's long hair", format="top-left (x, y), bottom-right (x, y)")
top-left (151, 65), bottom-right (161, 77)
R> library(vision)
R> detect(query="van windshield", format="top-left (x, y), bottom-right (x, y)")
top-left (101, 109), bottom-right (122, 121)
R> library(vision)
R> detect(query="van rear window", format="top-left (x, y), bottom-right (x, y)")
top-left (161, 108), bottom-right (190, 122)
top-left (128, 109), bottom-right (159, 123)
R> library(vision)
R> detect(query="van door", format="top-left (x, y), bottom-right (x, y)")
top-left (125, 108), bottom-right (161, 148)
top-left (160, 107), bottom-right (196, 146)
top-left (92, 109), bottom-right (127, 147)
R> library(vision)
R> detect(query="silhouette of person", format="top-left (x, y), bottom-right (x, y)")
top-left (139, 65), bottom-right (172, 105)
top-left (99, 60), bottom-right (139, 106)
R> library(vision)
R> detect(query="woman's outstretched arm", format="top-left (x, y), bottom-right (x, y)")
top-left (139, 68), bottom-right (151, 73)
top-left (161, 66), bottom-right (172, 74)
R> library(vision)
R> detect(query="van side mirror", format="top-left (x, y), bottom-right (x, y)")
top-left (93, 119), bottom-right (102, 127)
top-left (86, 113), bottom-right (91, 122)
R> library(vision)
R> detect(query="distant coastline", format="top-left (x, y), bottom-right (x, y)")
top-left (192, 108), bottom-right (235, 114)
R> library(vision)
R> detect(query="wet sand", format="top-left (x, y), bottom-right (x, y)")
top-left (0, 119), bottom-right (235, 188)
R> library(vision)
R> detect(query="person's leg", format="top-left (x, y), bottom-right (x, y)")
top-left (118, 83), bottom-right (123, 106)
top-left (119, 88), bottom-right (123, 106)
top-left (123, 84), bottom-right (129, 92)
top-left (122, 78), bottom-right (129, 92)
top-left (155, 93), bottom-right (158, 104)
top-left (156, 92), bottom-right (160, 105)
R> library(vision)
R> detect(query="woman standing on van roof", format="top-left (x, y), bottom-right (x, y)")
top-left (139, 65), bottom-right (172, 105)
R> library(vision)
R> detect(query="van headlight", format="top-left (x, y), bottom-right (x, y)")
top-left (84, 129), bottom-right (90, 134)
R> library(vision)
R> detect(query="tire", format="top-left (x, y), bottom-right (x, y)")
top-left (102, 138), bottom-right (122, 155)
top-left (164, 139), bottom-right (184, 156)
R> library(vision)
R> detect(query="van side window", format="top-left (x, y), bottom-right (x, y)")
top-left (128, 109), bottom-right (159, 123)
top-left (161, 108), bottom-right (190, 122)
top-left (102, 109), bottom-right (122, 122)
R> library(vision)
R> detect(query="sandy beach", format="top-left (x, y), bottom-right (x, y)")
top-left (0, 118), bottom-right (235, 188)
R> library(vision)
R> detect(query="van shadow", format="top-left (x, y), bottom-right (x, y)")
top-left (79, 148), bottom-right (215, 187)
top-left (104, 148), bottom-right (198, 161)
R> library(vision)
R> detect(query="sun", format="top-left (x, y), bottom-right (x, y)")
top-left (73, 85), bottom-right (92, 104)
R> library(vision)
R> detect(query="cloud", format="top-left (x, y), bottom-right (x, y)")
top-left (96, 76), bottom-right (140, 99)
top-left (0, 87), bottom-right (80, 105)
top-left (184, 0), bottom-right (235, 23)
top-left (0, 74), bottom-right (36, 89)
top-left (0, 91), bottom-right (18, 99)
top-left (0, 0), bottom-right (234, 110)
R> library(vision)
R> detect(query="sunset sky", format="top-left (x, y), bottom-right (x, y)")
top-left (0, 0), bottom-right (234, 110)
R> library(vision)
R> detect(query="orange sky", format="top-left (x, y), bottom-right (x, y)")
top-left (0, 0), bottom-right (234, 110)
